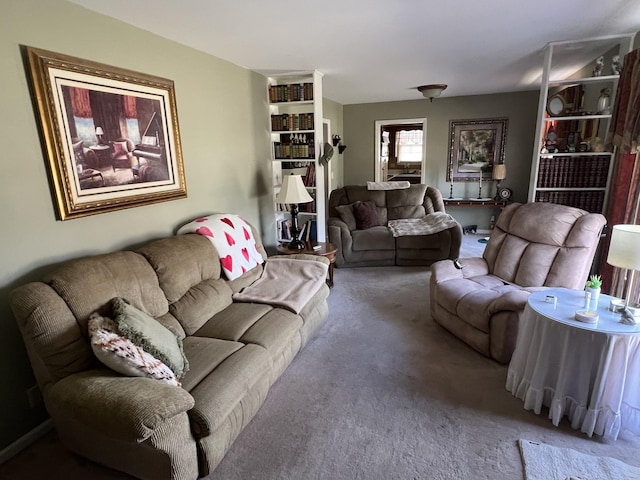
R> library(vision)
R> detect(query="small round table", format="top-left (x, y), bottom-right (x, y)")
top-left (276, 241), bottom-right (337, 287)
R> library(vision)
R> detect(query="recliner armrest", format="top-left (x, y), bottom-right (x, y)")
top-left (430, 257), bottom-right (490, 283)
top-left (47, 369), bottom-right (195, 443)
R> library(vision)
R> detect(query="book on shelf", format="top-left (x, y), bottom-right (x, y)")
top-left (268, 83), bottom-right (314, 103)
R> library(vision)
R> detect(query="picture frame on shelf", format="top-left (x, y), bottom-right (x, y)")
top-left (447, 118), bottom-right (508, 182)
top-left (25, 46), bottom-right (187, 220)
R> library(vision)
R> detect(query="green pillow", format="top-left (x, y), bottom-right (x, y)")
top-left (112, 297), bottom-right (189, 379)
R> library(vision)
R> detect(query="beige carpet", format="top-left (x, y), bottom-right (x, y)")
top-left (2, 265), bottom-right (640, 479)
top-left (519, 439), bottom-right (640, 480)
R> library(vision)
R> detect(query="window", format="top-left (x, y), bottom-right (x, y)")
top-left (395, 129), bottom-right (423, 163)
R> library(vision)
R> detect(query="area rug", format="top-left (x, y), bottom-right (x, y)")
top-left (519, 439), bottom-right (640, 480)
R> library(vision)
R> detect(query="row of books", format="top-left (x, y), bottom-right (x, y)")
top-left (277, 218), bottom-right (317, 242)
top-left (271, 113), bottom-right (314, 131)
top-left (535, 190), bottom-right (605, 213)
top-left (269, 83), bottom-right (314, 103)
top-left (537, 155), bottom-right (610, 189)
top-left (274, 142), bottom-right (314, 159)
top-left (303, 163), bottom-right (316, 187)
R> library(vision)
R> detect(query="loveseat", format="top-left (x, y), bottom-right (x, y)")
top-left (10, 217), bottom-right (330, 480)
top-left (327, 184), bottom-right (462, 267)
top-left (430, 202), bottom-right (606, 364)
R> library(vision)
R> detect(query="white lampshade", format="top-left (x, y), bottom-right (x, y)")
top-left (492, 163), bottom-right (507, 180)
top-left (95, 126), bottom-right (104, 135)
top-left (607, 224), bottom-right (640, 270)
top-left (275, 174), bottom-right (313, 204)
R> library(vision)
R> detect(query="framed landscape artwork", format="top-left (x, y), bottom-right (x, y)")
top-left (447, 118), bottom-right (508, 182)
top-left (25, 46), bottom-right (187, 220)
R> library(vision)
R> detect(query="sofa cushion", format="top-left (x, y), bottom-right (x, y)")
top-left (180, 336), bottom-right (244, 392)
top-left (112, 297), bottom-right (189, 378)
top-left (352, 201), bottom-right (381, 230)
top-left (193, 303), bottom-right (274, 341)
top-left (351, 226), bottom-right (395, 251)
top-left (335, 204), bottom-right (357, 230)
top-left (88, 313), bottom-right (180, 386)
top-left (169, 278), bottom-right (234, 335)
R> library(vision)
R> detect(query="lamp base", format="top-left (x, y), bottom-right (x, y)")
top-left (287, 238), bottom-right (306, 250)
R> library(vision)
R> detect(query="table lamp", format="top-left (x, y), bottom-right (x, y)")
top-left (606, 224), bottom-right (640, 324)
top-left (275, 174), bottom-right (313, 249)
top-left (492, 163), bottom-right (507, 200)
top-left (95, 126), bottom-right (104, 144)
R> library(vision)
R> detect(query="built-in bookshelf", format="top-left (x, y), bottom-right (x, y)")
top-left (268, 71), bottom-right (325, 244)
top-left (528, 35), bottom-right (635, 214)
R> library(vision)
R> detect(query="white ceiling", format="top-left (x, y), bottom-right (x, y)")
top-left (68, 0), bottom-right (640, 105)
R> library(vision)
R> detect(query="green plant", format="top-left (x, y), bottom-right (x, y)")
top-left (586, 274), bottom-right (602, 289)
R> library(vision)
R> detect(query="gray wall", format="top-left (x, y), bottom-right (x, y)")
top-left (0, 0), bottom-right (274, 451)
top-left (342, 91), bottom-right (539, 228)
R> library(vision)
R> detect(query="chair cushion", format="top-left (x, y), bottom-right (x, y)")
top-left (351, 226), bottom-right (395, 251)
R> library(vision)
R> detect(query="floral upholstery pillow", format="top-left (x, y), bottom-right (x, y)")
top-left (88, 313), bottom-right (181, 387)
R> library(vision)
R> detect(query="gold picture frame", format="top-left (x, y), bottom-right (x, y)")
top-left (447, 118), bottom-right (508, 182)
top-left (25, 46), bottom-right (187, 220)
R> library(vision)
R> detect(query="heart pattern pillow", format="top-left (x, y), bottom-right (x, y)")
top-left (178, 214), bottom-right (264, 280)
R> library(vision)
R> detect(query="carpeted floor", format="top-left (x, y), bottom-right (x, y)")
top-left (2, 248), bottom-right (640, 479)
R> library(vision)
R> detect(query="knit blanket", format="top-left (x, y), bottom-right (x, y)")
top-left (367, 181), bottom-right (411, 190)
top-left (387, 212), bottom-right (458, 237)
top-left (233, 257), bottom-right (328, 314)
top-left (177, 214), bottom-right (264, 281)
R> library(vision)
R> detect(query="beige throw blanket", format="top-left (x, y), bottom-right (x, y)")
top-left (367, 181), bottom-right (411, 190)
top-left (232, 257), bottom-right (328, 314)
top-left (387, 212), bottom-right (458, 237)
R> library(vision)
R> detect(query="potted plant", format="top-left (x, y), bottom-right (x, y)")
top-left (585, 274), bottom-right (602, 307)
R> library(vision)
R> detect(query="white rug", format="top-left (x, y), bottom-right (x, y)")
top-left (519, 439), bottom-right (640, 480)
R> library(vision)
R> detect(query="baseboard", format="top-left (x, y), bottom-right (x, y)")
top-left (0, 419), bottom-right (54, 465)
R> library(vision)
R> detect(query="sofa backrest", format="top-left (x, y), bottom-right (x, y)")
top-left (483, 202), bottom-right (606, 289)
top-left (328, 184), bottom-right (444, 224)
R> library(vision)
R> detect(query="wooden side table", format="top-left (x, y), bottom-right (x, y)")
top-left (276, 241), bottom-right (337, 287)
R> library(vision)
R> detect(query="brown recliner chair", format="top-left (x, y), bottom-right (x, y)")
top-left (430, 202), bottom-right (606, 364)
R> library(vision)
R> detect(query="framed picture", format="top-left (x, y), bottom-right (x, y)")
top-left (25, 46), bottom-right (187, 220)
top-left (447, 118), bottom-right (508, 182)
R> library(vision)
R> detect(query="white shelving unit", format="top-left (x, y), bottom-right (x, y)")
top-left (528, 35), bottom-right (635, 214)
top-left (268, 70), bottom-right (325, 244)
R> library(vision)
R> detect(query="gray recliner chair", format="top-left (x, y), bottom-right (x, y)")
top-left (430, 202), bottom-right (606, 364)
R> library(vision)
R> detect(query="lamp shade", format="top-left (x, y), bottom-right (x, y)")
top-left (492, 163), bottom-right (507, 180)
top-left (417, 84), bottom-right (448, 102)
top-left (607, 224), bottom-right (640, 270)
top-left (275, 174), bottom-right (313, 204)
top-left (95, 126), bottom-right (104, 135)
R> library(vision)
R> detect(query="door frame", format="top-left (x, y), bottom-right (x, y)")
top-left (374, 118), bottom-right (427, 182)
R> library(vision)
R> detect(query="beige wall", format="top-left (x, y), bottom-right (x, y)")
top-left (0, 0), bottom-right (274, 450)
top-left (342, 91), bottom-right (539, 228)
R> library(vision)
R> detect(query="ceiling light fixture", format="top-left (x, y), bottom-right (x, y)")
top-left (417, 84), bottom-right (448, 102)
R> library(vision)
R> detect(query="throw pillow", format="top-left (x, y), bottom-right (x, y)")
top-left (352, 201), bottom-right (381, 230)
top-left (112, 140), bottom-right (127, 155)
top-left (335, 204), bottom-right (357, 231)
top-left (88, 313), bottom-right (181, 387)
top-left (112, 297), bottom-right (189, 379)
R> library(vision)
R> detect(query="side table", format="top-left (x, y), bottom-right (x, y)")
top-left (276, 241), bottom-right (337, 287)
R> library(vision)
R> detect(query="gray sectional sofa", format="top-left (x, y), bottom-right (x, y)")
top-left (328, 184), bottom-right (462, 267)
top-left (10, 224), bottom-right (330, 480)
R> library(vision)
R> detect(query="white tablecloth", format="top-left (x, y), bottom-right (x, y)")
top-left (506, 288), bottom-right (640, 440)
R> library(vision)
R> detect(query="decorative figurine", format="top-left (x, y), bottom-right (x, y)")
top-left (592, 56), bottom-right (604, 77)
top-left (611, 55), bottom-right (622, 75)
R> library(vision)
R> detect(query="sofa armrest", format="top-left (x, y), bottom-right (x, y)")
top-left (47, 369), bottom-right (195, 443)
top-left (430, 257), bottom-right (489, 283)
top-left (327, 218), bottom-right (353, 267)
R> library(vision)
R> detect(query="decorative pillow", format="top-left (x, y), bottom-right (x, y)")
top-left (177, 214), bottom-right (265, 280)
top-left (112, 297), bottom-right (189, 379)
top-left (335, 204), bottom-right (357, 231)
top-left (112, 140), bottom-right (127, 155)
top-left (88, 313), bottom-right (180, 387)
top-left (352, 201), bottom-right (381, 230)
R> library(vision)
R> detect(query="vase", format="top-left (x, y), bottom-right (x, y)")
top-left (586, 286), bottom-right (601, 310)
